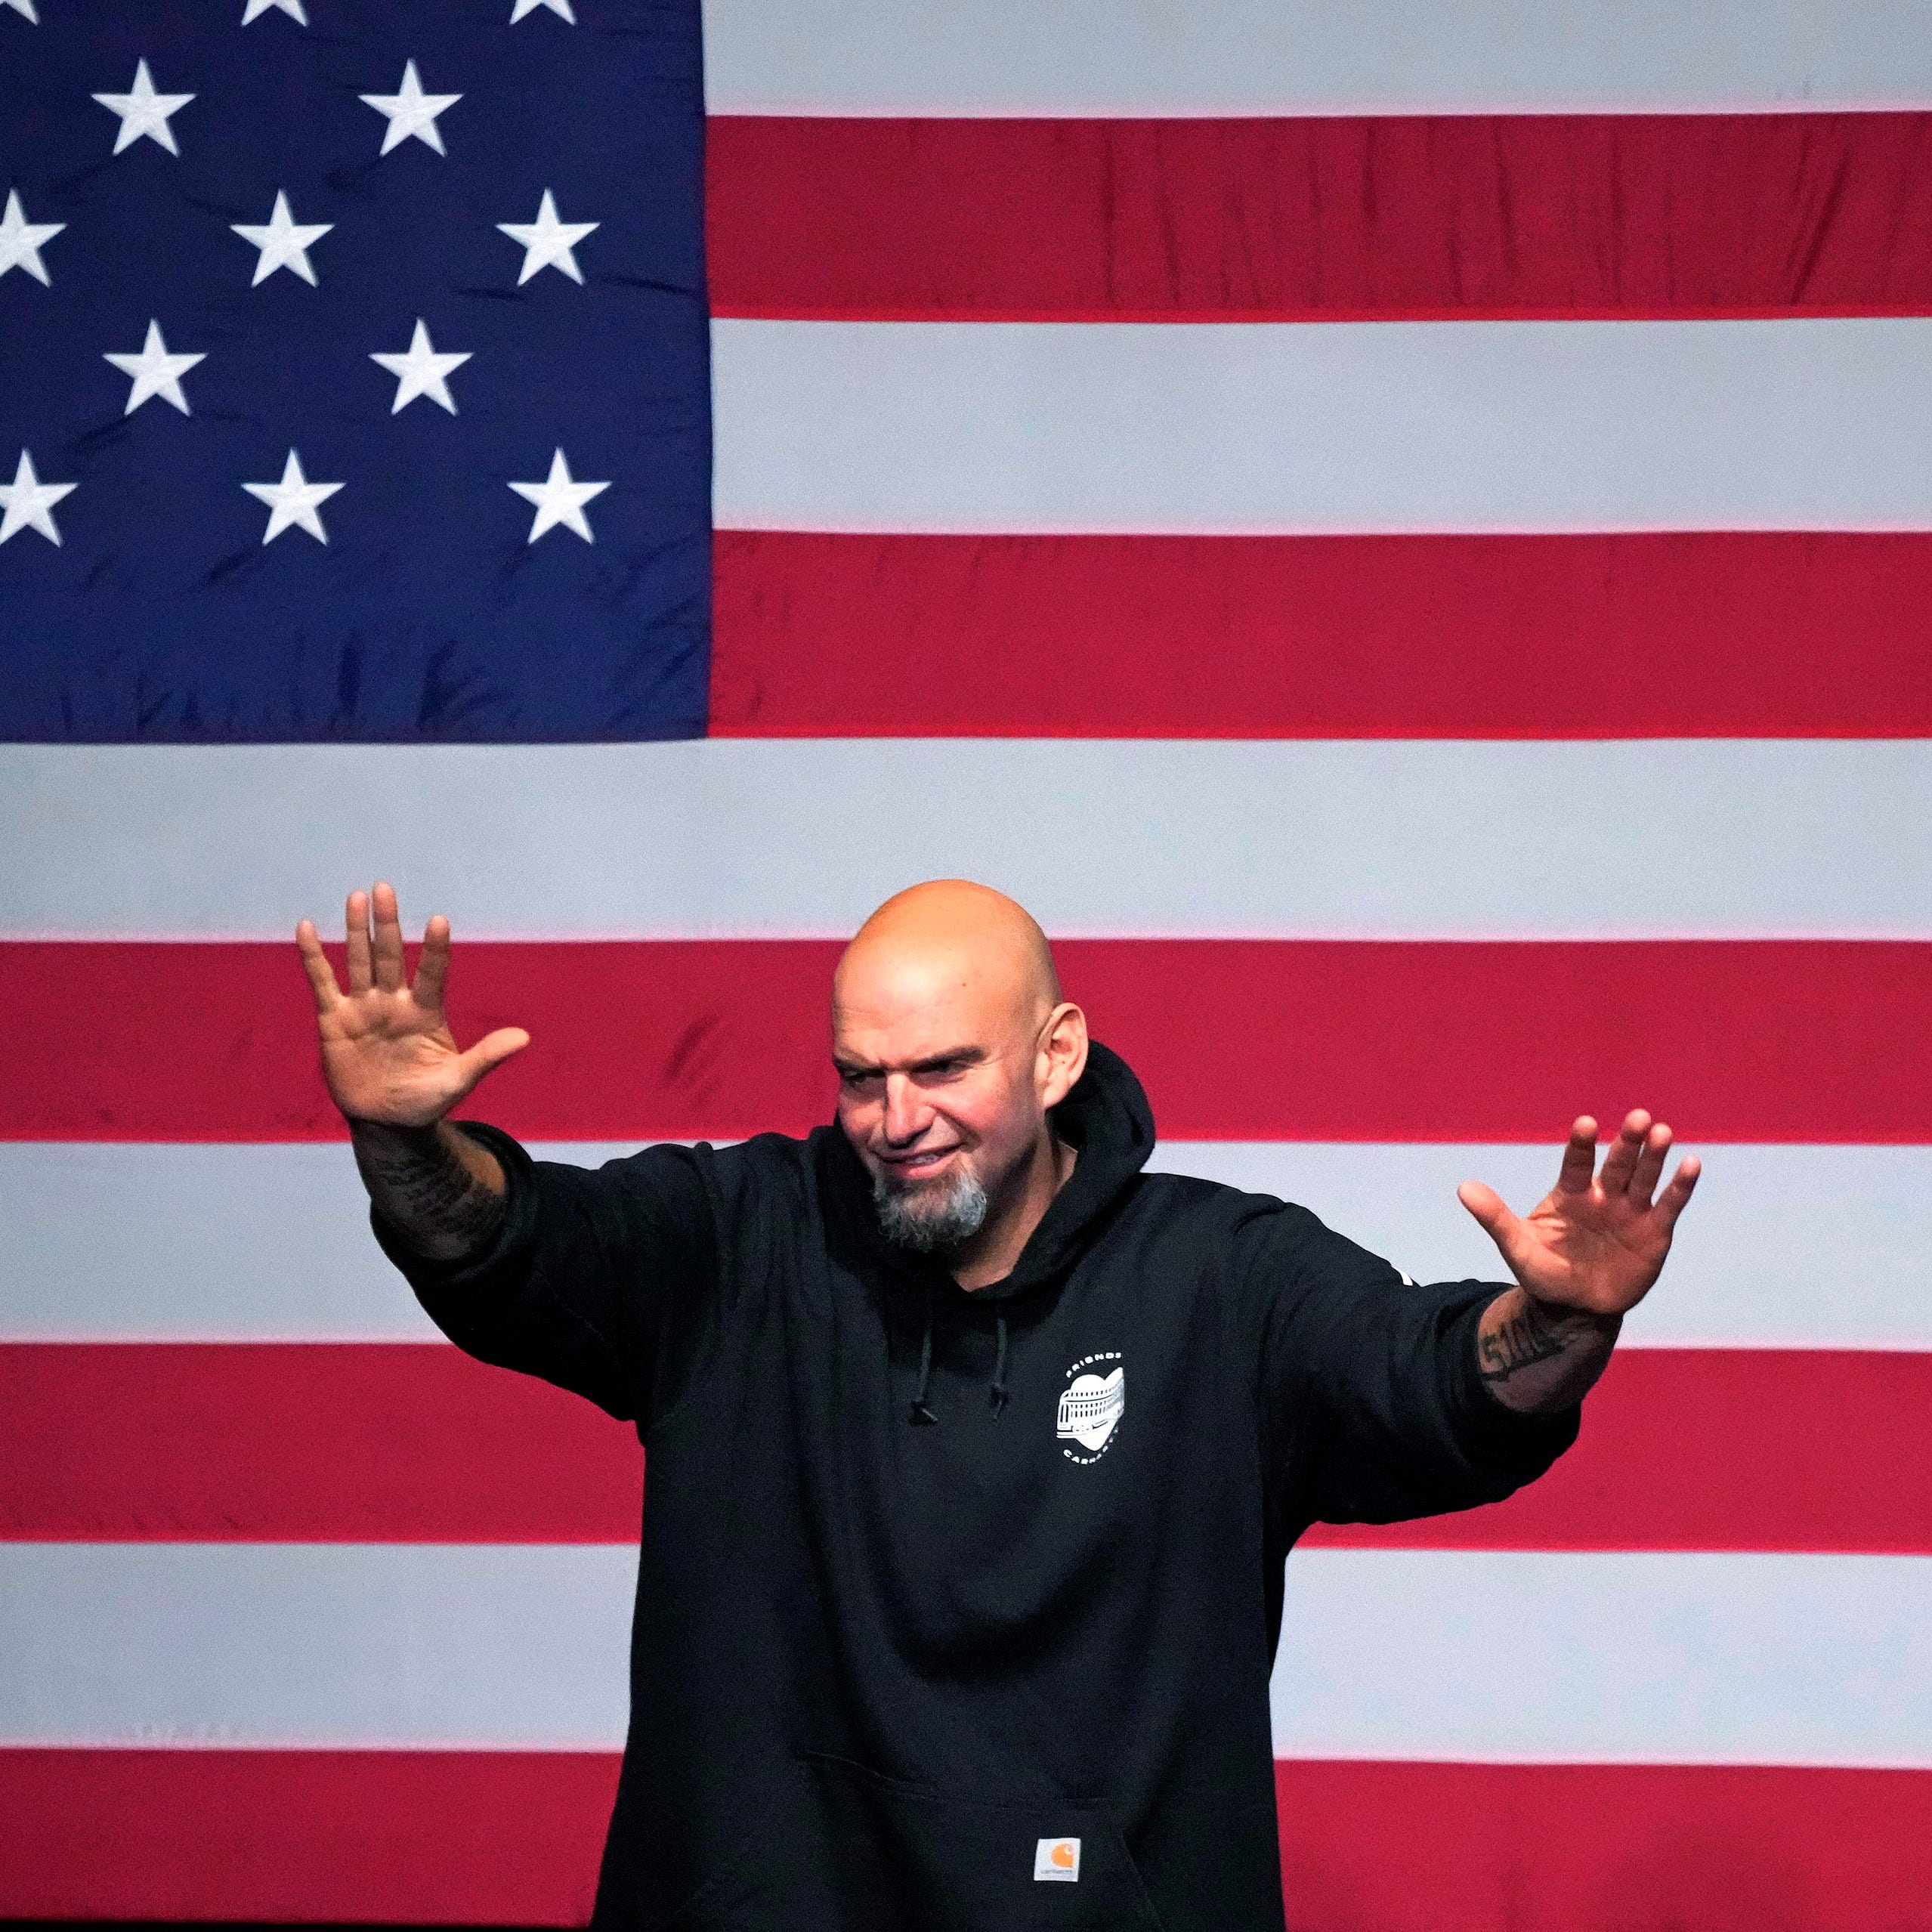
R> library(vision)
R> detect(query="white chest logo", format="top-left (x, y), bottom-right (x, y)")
top-left (1056, 1352), bottom-right (1124, 1462)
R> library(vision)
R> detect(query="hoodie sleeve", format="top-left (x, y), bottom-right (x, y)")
top-left (369, 1120), bottom-right (721, 1428)
top-left (1240, 1201), bottom-right (1580, 1526)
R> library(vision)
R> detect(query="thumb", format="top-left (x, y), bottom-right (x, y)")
top-left (453, 1026), bottom-right (530, 1095)
top-left (1458, 1178), bottom-right (1519, 1250)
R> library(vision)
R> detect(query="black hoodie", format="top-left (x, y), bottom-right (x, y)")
top-left (376, 1041), bottom-right (1577, 1931)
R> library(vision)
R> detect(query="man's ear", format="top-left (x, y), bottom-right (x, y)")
top-left (1038, 1002), bottom-right (1089, 1109)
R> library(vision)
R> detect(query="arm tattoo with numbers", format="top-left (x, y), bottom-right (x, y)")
top-left (1478, 1294), bottom-right (1585, 1383)
top-left (351, 1122), bottom-right (505, 1261)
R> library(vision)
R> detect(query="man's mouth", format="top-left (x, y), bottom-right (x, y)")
top-left (879, 1147), bottom-right (959, 1180)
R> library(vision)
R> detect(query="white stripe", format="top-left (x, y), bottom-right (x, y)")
top-left (0, 1143), bottom-right (445, 1343)
top-left (3, 1544), bottom-right (1924, 1764)
top-left (702, 0), bottom-right (1932, 116)
top-left (713, 319), bottom-right (1932, 536)
top-left (5, 1142), bottom-right (1927, 1350)
top-left (0, 1544), bottom-right (634, 1748)
top-left (1271, 1550), bottom-right (1932, 1767)
top-left (1149, 1143), bottom-right (1932, 1353)
top-left (5, 740), bottom-right (1926, 940)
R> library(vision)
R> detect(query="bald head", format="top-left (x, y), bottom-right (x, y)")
top-left (835, 879), bottom-right (1060, 1029)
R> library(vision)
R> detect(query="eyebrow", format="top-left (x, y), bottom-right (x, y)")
top-left (832, 1046), bottom-right (988, 1079)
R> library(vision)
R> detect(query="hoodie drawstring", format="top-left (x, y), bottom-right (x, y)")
top-left (907, 1291), bottom-right (1012, 1423)
top-left (908, 1278), bottom-right (938, 1425)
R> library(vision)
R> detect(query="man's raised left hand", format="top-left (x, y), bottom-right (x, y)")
top-left (1458, 1111), bottom-right (1701, 1319)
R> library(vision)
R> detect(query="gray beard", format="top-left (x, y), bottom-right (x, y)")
top-left (872, 1165), bottom-right (991, 1253)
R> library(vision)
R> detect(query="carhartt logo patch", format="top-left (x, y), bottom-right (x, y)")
top-left (1034, 1837), bottom-right (1081, 1881)
top-left (1057, 1352), bottom-right (1124, 1463)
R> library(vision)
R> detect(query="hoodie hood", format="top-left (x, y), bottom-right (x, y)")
top-left (818, 1037), bottom-right (1158, 1303)
top-left (816, 1039), bottom-right (1159, 1423)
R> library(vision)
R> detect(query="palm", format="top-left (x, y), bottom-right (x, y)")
top-left (1458, 1111), bottom-right (1700, 1318)
top-left (297, 883), bottom-right (528, 1129)
top-left (317, 991), bottom-right (467, 1127)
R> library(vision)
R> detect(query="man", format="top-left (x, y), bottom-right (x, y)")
top-left (296, 877), bottom-right (1699, 1932)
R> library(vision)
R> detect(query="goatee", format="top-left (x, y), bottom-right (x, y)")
top-left (873, 1166), bottom-right (991, 1253)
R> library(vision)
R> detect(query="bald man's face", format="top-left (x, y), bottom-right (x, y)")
top-left (832, 940), bottom-right (1076, 1253)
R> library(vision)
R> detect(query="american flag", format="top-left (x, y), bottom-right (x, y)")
top-left (4, 0), bottom-right (1931, 1924)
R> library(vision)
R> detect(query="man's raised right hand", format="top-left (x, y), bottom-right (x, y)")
top-left (296, 881), bottom-right (530, 1129)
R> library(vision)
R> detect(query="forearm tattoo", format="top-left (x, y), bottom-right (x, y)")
top-left (352, 1124), bottom-right (505, 1260)
top-left (1478, 1295), bottom-right (1586, 1383)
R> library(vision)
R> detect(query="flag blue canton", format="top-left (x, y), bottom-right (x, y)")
top-left (0, 0), bottom-right (711, 741)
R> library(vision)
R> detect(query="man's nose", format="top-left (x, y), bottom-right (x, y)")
top-left (882, 1073), bottom-right (930, 1145)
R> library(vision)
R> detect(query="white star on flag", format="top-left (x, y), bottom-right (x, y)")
top-left (243, 450), bottom-right (343, 545)
top-left (370, 320), bottom-right (471, 415)
top-left (498, 189), bottom-right (598, 285)
top-left (3, 0), bottom-right (40, 25)
top-left (511, 0), bottom-right (577, 20)
top-left (92, 59), bottom-right (195, 156)
top-left (360, 60), bottom-right (460, 156)
top-left (0, 189), bottom-right (63, 284)
top-left (509, 448), bottom-right (609, 543)
top-left (0, 449), bottom-right (77, 546)
top-left (104, 320), bottom-right (206, 416)
top-left (242, 0), bottom-right (308, 22)
top-left (230, 190), bottom-right (332, 286)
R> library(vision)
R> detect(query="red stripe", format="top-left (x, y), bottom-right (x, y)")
top-left (1306, 1348), bottom-right (1932, 1554)
top-left (0, 1344), bottom-right (641, 1544)
top-left (711, 530), bottom-right (1932, 739)
top-left (706, 113), bottom-right (1932, 321)
top-left (2, 1748), bottom-right (1924, 1924)
top-left (5, 1345), bottom-right (1925, 1553)
top-left (2, 938), bottom-right (1924, 1143)
top-left (1272, 1760), bottom-right (1932, 1932)
top-left (0, 1748), bottom-right (614, 1922)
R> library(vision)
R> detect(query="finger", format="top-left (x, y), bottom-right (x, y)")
top-left (1653, 1152), bottom-right (1702, 1232)
top-left (453, 1026), bottom-right (530, 1097)
top-left (413, 913), bottom-right (451, 1015)
top-left (1597, 1108), bottom-right (1652, 1195)
top-left (1458, 1179), bottom-right (1535, 1280)
top-left (1554, 1116), bottom-right (1598, 1195)
top-left (295, 919), bottom-right (342, 1013)
top-left (1628, 1120), bottom-right (1673, 1207)
top-left (1457, 1178), bottom-right (1515, 1241)
top-left (345, 889), bottom-right (372, 995)
top-left (370, 879), bottom-right (406, 993)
